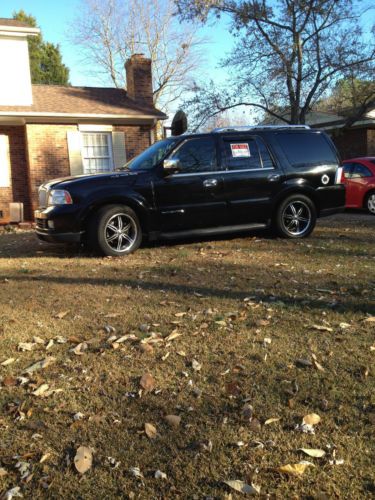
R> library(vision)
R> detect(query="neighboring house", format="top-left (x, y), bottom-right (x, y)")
top-left (261, 108), bottom-right (375, 161)
top-left (0, 18), bottom-right (166, 223)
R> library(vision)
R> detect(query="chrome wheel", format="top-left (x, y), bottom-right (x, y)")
top-left (282, 200), bottom-right (312, 236)
top-left (367, 193), bottom-right (375, 214)
top-left (104, 213), bottom-right (138, 253)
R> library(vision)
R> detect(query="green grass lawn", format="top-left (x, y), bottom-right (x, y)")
top-left (0, 213), bottom-right (374, 498)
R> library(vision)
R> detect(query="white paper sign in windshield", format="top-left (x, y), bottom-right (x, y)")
top-left (230, 143), bottom-right (251, 158)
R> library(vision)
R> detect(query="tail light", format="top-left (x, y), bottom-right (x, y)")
top-left (335, 166), bottom-right (345, 184)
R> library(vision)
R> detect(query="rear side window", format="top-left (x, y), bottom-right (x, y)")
top-left (352, 164), bottom-right (372, 178)
top-left (276, 132), bottom-right (338, 168)
top-left (223, 137), bottom-right (274, 170)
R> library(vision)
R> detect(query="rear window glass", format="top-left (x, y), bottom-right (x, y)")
top-left (276, 132), bottom-right (338, 168)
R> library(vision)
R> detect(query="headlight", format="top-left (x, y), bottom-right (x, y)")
top-left (47, 189), bottom-right (73, 206)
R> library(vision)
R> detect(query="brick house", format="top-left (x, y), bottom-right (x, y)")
top-left (0, 18), bottom-right (166, 223)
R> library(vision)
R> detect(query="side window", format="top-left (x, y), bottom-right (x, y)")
top-left (170, 137), bottom-right (217, 173)
top-left (343, 163), bottom-right (353, 179)
top-left (223, 138), bottom-right (262, 170)
top-left (256, 137), bottom-right (275, 168)
top-left (352, 163), bottom-right (372, 178)
top-left (276, 132), bottom-right (339, 168)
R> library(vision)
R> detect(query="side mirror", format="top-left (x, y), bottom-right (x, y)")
top-left (163, 158), bottom-right (181, 174)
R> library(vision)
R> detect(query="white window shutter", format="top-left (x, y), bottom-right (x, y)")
top-left (0, 135), bottom-right (11, 188)
top-left (67, 131), bottom-right (83, 176)
top-left (112, 131), bottom-right (126, 169)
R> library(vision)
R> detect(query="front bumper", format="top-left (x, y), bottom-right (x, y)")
top-left (35, 208), bottom-right (84, 244)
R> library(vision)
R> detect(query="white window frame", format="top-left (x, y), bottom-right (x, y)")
top-left (81, 132), bottom-right (114, 174)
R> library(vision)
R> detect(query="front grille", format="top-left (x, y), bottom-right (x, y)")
top-left (36, 219), bottom-right (48, 229)
top-left (38, 187), bottom-right (48, 208)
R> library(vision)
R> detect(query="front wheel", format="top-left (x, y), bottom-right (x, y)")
top-left (365, 191), bottom-right (375, 215)
top-left (274, 195), bottom-right (316, 238)
top-left (88, 205), bottom-right (142, 256)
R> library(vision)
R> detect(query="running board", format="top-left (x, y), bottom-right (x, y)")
top-left (160, 222), bottom-right (268, 240)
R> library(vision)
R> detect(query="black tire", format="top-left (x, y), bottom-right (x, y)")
top-left (365, 191), bottom-right (375, 215)
top-left (88, 205), bottom-right (142, 256)
top-left (274, 194), bottom-right (316, 238)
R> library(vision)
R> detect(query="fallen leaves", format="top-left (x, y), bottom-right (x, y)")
top-left (23, 357), bottom-right (55, 374)
top-left (1, 358), bottom-right (15, 366)
top-left (144, 422), bottom-right (157, 439)
top-left (298, 448), bottom-right (326, 458)
top-left (164, 415), bottom-right (181, 428)
top-left (303, 413), bottom-right (321, 426)
top-left (223, 480), bottom-right (261, 495)
top-left (32, 384), bottom-right (49, 396)
top-left (311, 324), bottom-right (333, 332)
top-left (277, 462), bottom-right (313, 476)
top-left (74, 446), bottom-right (93, 474)
top-left (54, 310), bottom-right (70, 319)
top-left (140, 373), bottom-right (155, 393)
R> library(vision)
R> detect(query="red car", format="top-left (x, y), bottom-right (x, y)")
top-left (342, 157), bottom-right (375, 214)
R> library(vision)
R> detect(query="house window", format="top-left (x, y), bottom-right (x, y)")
top-left (81, 133), bottom-right (114, 174)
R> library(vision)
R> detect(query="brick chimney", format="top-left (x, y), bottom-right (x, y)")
top-left (125, 54), bottom-right (153, 107)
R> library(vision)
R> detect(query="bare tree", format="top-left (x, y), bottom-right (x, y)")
top-left (175, 0), bottom-right (375, 129)
top-left (71, 0), bottom-right (204, 110)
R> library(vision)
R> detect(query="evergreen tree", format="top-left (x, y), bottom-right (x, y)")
top-left (13, 10), bottom-right (70, 85)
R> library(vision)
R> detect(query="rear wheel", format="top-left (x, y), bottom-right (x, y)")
top-left (365, 191), bottom-right (375, 215)
top-left (88, 205), bottom-right (142, 256)
top-left (274, 194), bottom-right (316, 238)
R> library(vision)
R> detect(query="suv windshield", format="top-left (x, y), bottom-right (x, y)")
top-left (120, 138), bottom-right (178, 172)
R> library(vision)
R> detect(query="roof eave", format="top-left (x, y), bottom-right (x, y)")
top-left (0, 111), bottom-right (167, 125)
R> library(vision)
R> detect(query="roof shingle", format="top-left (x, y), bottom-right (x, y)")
top-left (0, 18), bottom-right (32, 28)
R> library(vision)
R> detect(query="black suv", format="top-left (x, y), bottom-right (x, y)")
top-left (35, 125), bottom-right (345, 256)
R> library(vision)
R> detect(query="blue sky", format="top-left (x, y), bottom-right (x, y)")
top-left (0, 0), bottom-right (234, 87)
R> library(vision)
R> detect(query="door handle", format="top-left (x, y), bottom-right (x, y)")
top-left (267, 174), bottom-right (280, 182)
top-left (203, 178), bottom-right (218, 188)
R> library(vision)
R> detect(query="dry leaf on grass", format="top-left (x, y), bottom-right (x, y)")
top-left (0, 467), bottom-right (8, 477)
top-left (74, 446), bottom-right (93, 474)
top-left (165, 331), bottom-right (182, 342)
top-left (140, 373), bottom-right (155, 392)
top-left (298, 448), bottom-right (326, 458)
top-left (145, 423), bottom-right (157, 439)
top-left (1, 358), bottom-right (15, 366)
top-left (23, 357), bottom-right (55, 374)
top-left (129, 466), bottom-right (143, 478)
top-left (277, 462), bottom-right (313, 476)
top-left (18, 343), bottom-right (34, 352)
top-left (223, 480), bottom-right (260, 495)
top-left (364, 316), bottom-right (375, 323)
top-left (2, 376), bottom-right (17, 387)
top-left (311, 324), bottom-right (333, 332)
top-left (2, 486), bottom-right (23, 499)
top-left (192, 359), bottom-right (202, 371)
top-left (303, 413), bottom-right (321, 425)
top-left (32, 384), bottom-right (49, 396)
top-left (164, 415), bottom-right (181, 428)
top-left (154, 470), bottom-right (167, 479)
top-left (54, 311), bottom-right (69, 319)
top-left (71, 342), bottom-right (88, 356)
top-left (264, 417), bottom-right (281, 425)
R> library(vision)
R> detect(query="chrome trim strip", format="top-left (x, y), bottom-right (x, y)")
top-left (169, 167), bottom-right (274, 178)
top-left (161, 209), bottom-right (185, 215)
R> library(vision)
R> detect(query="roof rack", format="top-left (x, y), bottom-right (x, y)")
top-left (211, 125), bottom-right (310, 133)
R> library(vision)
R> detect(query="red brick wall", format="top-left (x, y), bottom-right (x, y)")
top-left (0, 125), bottom-right (30, 222)
top-left (330, 128), bottom-right (368, 160)
top-left (0, 122), bottom-right (153, 221)
top-left (115, 125), bottom-right (152, 160)
top-left (25, 124), bottom-right (77, 213)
